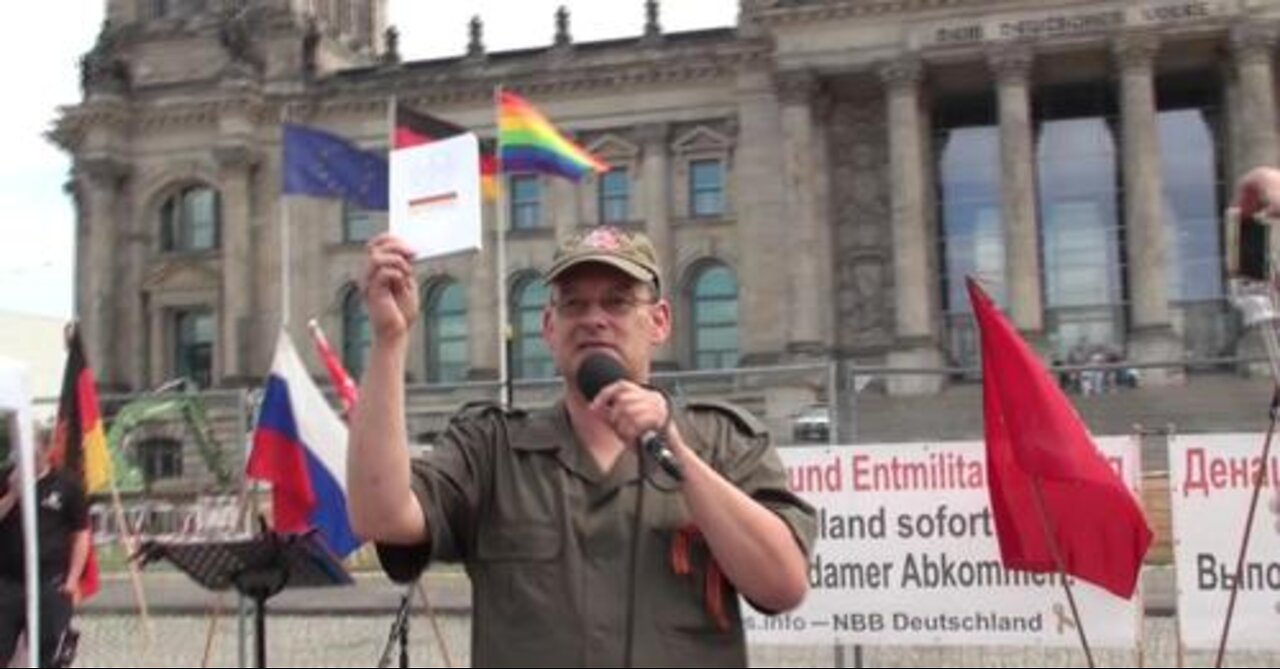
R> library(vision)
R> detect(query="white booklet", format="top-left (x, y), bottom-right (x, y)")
top-left (389, 132), bottom-right (483, 259)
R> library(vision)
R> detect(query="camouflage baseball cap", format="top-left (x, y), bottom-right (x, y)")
top-left (544, 226), bottom-right (662, 294)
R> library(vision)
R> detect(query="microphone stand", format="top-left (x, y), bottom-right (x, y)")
top-left (378, 586), bottom-right (414, 668)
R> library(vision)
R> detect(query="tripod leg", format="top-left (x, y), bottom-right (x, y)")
top-left (377, 591), bottom-right (413, 668)
top-left (400, 602), bottom-right (409, 669)
top-left (255, 596), bottom-right (267, 669)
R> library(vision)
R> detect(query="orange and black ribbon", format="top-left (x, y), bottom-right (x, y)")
top-left (670, 524), bottom-right (731, 632)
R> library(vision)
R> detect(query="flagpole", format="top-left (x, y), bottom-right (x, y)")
top-left (282, 199), bottom-right (291, 330)
top-left (387, 94), bottom-right (396, 147)
top-left (1029, 477), bottom-right (1096, 668)
top-left (107, 478), bottom-right (155, 644)
top-left (1212, 386), bottom-right (1279, 668)
top-left (1214, 269), bottom-right (1280, 667)
top-left (416, 579), bottom-right (456, 667)
top-left (280, 103), bottom-right (298, 333)
top-left (494, 84), bottom-right (511, 407)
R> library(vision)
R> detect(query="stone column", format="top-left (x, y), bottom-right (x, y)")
top-left (811, 92), bottom-right (835, 353)
top-left (1222, 58), bottom-right (1244, 202)
top-left (734, 67), bottom-right (788, 364)
top-left (1232, 22), bottom-right (1279, 182)
top-left (777, 69), bottom-right (827, 356)
top-left (120, 178), bottom-right (148, 392)
top-left (214, 142), bottom-right (259, 385)
top-left (638, 122), bottom-right (676, 367)
top-left (1115, 31), bottom-right (1181, 384)
top-left (988, 43), bottom-right (1043, 336)
top-left (1227, 23), bottom-right (1278, 375)
top-left (75, 155), bottom-right (129, 387)
top-left (880, 57), bottom-right (943, 395)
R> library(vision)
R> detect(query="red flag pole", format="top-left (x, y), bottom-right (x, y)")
top-left (307, 318), bottom-right (358, 418)
top-left (1212, 387), bottom-right (1279, 668)
top-left (1028, 477), bottom-right (1096, 668)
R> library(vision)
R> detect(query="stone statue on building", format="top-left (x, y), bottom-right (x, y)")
top-left (79, 19), bottom-right (131, 96)
top-left (382, 26), bottom-right (401, 65)
top-left (644, 0), bottom-right (662, 39)
top-left (302, 15), bottom-right (320, 77)
top-left (554, 5), bottom-right (571, 47)
top-left (218, 3), bottom-right (264, 77)
top-left (467, 15), bottom-right (485, 58)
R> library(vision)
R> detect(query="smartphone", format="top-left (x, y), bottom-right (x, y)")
top-left (1226, 207), bottom-right (1271, 281)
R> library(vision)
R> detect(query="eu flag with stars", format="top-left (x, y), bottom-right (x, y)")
top-left (283, 123), bottom-right (389, 210)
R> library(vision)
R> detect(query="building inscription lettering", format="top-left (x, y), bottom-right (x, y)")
top-left (928, 1), bottom-right (1216, 47)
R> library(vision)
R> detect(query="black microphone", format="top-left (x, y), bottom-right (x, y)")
top-left (575, 353), bottom-right (683, 481)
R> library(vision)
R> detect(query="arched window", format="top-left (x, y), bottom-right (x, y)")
top-left (690, 264), bottom-right (739, 369)
top-left (160, 185), bottom-right (220, 252)
top-left (425, 281), bottom-right (469, 383)
top-left (512, 276), bottom-right (554, 379)
top-left (342, 287), bottom-right (371, 380)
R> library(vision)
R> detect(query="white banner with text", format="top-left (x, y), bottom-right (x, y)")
top-left (1169, 433), bottom-right (1280, 650)
top-left (745, 439), bottom-right (1144, 647)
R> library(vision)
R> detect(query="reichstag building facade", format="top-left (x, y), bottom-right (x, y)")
top-left (55, 0), bottom-right (1279, 406)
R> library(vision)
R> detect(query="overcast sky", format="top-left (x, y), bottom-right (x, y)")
top-left (0, 0), bottom-right (737, 319)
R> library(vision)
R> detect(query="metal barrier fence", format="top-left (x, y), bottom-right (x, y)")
top-left (27, 358), bottom-right (1274, 536)
top-left (31, 359), bottom-right (1280, 667)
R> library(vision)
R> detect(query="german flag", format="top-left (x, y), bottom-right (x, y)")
top-left (51, 323), bottom-right (111, 599)
top-left (395, 105), bottom-right (499, 200)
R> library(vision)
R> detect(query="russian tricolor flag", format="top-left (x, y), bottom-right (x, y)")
top-left (247, 332), bottom-right (361, 557)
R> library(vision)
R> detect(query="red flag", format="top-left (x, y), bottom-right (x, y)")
top-left (968, 277), bottom-right (1152, 598)
top-left (51, 324), bottom-right (109, 600)
top-left (307, 319), bottom-right (359, 418)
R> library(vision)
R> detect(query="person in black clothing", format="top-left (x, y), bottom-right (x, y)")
top-left (0, 423), bottom-right (91, 667)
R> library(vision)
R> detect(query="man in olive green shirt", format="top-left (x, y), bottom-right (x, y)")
top-left (348, 227), bottom-right (816, 667)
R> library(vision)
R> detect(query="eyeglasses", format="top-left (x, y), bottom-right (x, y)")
top-left (550, 293), bottom-right (657, 318)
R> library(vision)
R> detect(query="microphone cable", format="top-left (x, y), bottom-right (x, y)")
top-left (622, 447), bottom-right (648, 669)
top-left (623, 387), bottom-right (681, 667)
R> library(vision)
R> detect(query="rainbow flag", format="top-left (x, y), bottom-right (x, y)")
top-left (497, 90), bottom-right (608, 181)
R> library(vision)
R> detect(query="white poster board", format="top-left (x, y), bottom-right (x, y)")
top-left (1169, 433), bottom-right (1280, 650)
top-left (746, 438), bottom-right (1144, 648)
top-left (389, 133), bottom-right (483, 260)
